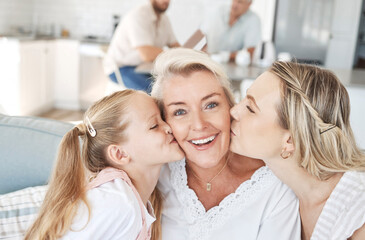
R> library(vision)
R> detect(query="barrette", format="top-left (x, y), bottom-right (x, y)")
top-left (85, 116), bottom-right (97, 137)
top-left (320, 125), bottom-right (336, 134)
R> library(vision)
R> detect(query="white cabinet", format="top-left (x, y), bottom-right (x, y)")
top-left (52, 40), bottom-right (80, 110)
top-left (0, 39), bottom-right (80, 116)
top-left (19, 41), bottom-right (54, 115)
top-left (0, 40), bottom-right (53, 116)
top-left (325, 0), bottom-right (363, 69)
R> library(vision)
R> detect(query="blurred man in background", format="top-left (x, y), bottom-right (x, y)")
top-left (201, 0), bottom-right (261, 62)
top-left (103, 0), bottom-right (179, 93)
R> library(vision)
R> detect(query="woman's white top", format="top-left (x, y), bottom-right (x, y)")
top-left (311, 171), bottom-right (365, 240)
top-left (158, 159), bottom-right (301, 240)
top-left (61, 179), bottom-right (156, 240)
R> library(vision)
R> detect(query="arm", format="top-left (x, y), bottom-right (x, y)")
top-left (136, 46), bottom-right (164, 62)
top-left (169, 42), bottom-right (181, 48)
top-left (229, 47), bottom-right (255, 62)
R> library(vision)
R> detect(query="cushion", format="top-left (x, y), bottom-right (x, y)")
top-left (0, 114), bottom-right (74, 194)
top-left (0, 185), bottom-right (47, 240)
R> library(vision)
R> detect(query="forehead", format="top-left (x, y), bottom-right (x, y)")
top-left (248, 71), bottom-right (282, 103)
top-left (162, 71), bottom-right (225, 101)
top-left (128, 92), bottom-right (159, 117)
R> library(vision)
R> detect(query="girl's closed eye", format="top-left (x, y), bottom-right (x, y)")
top-left (246, 105), bottom-right (255, 113)
top-left (150, 124), bottom-right (158, 130)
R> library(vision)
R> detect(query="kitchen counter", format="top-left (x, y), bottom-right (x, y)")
top-left (0, 34), bottom-right (110, 44)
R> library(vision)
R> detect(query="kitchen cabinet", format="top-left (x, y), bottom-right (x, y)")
top-left (52, 39), bottom-right (80, 110)
top-left (0, 39), bottom-right (79, 116)
top-left (19, 41), bottom-right (54, 115)
top-left (325, 0), bottom-right (363, 69)
top-left (0, 40), bottom-right (53, 116)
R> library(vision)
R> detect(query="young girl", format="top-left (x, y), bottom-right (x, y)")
top-left (25, 89), bottom-right (184, 240)
top-left (230, 61), bottom-right (365, 239)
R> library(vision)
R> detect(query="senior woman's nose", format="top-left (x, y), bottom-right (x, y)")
top-left (191, 112), bottom-right (208, 130)
top-left (163, 122), bottom-right (172, 134)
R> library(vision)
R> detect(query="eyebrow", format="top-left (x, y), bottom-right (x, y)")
top-left (246, 94), bottom-right (261, 111)
top-left (166, 92), bottom-right (221, 107)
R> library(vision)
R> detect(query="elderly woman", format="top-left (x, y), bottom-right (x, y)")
top-left (151, 48), bottom-right (300, 240)
top-left (230, 61), bottom-right (365, 239)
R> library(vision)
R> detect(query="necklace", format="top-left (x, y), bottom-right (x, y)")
top-left (187, 159), bottom-right (229, 192)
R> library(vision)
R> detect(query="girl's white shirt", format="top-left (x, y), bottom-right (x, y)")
top-left (158, 159), bottom-right (301, 240)
top-left (61, 179), bottom-right (156, 240)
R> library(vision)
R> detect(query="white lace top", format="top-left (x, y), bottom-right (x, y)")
top-left (158, 159), bottom-right (301, 240)
top-left (311, 171), bottom-right (365, 240)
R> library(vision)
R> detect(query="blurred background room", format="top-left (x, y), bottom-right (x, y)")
top-left (0, 0), bottom-right (364, 147)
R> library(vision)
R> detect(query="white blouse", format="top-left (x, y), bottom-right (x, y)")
top-left (311, 171), bottom-right (365, 240)
top-left (158, 159), bottom-right (301, 240)
top-left (61, 179), bottom-right (156, 240)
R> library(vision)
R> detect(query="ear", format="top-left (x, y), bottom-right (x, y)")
top-left (107, 144), bottom-right (130, 166)
top-left (283, 131), bottom-right (295, 153)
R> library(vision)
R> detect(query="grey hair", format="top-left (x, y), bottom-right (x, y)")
top-left (151, 48), bottom-right (235, 109)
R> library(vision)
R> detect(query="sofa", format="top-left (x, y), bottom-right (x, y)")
top-left (0, 114), bottom-right (74, 239)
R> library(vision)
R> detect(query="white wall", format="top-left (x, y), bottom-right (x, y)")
top-left (0, 0), bottom-right (275, 44)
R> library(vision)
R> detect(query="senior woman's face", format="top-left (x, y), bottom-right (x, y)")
top-left (230, 71), bottom-right (289, 161)
top-left (162, 70), bottom-right (231, 168)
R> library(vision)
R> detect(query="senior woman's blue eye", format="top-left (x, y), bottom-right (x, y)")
top-left (173, 109), bottom-right (186, 116)
top-left (206, 102), bottom-right (218, 109)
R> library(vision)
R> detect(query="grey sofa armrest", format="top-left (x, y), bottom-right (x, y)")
top-left (0, 114), bottom-right (74, 194)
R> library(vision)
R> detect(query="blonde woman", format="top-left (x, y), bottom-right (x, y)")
top-left (25, 90), bottom-right (184, 240)
top-left (230, 61), bottom-right (365, 239)
top-left (151, 48), bottom-right (300, 239)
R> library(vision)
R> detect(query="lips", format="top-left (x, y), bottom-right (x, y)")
top-left (230, 129), bottom-right (236, 136)
top-left (188, 134), bottom-right (218, 150)
top-left (169, 136), bottom-right (177, 144)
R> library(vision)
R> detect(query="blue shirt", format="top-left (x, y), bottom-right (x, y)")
top-left (201, 4), bottom-right (262, 54)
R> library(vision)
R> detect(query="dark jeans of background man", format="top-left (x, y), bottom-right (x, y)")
top-left (109, 66), bottom-right (153, 94)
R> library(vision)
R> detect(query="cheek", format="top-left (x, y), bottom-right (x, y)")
top-left (220, 114), bottom-right (232, 140)
top-left (166, 119), bottom-right (186, 142)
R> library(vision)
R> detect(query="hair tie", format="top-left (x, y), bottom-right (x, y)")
top-left (85, 116), bottom-right (97, 137)
top-left (320, 125), bottom-right (336, 134)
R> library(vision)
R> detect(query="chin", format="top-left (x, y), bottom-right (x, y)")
top-left (187, 157), bottom-right (221, 169)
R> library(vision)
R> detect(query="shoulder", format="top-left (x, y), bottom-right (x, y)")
top-left (87, 179), bottom-right (140, 219)
top-left (252, 167), bottom-right (298, 210)
top-left (240, 10), bottom-right (261, 24)
top-left (158, 159), bottom-right (185, 194)
top-left (65, 180), bottom-right (141, 238)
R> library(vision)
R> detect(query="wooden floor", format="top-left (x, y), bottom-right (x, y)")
top-left (37, 108), bottom-right (85, 122)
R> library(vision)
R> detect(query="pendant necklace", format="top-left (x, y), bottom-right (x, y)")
top-left (188, 159), bottom-right (229, 192)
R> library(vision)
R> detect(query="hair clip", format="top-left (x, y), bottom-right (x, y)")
top-left (85, 116), bottom-right (97, 137)
top-left (320, 125), bottom-right (336, 135)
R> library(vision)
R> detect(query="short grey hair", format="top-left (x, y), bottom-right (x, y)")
top-left (151, 48), bottom-right (235, 109)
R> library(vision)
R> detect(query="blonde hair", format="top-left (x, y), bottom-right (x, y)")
top-left (270, 61), bottom-right (365, 180)
top-left (25, 89), bottom-right (162, 240)
top-left (151, 48), bottom-right (235, 109)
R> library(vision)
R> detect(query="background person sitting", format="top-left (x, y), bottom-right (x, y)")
top-left (103, 0), bottom-right (180, 94)
top-left (201, 0), bottom-right (261, 63)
